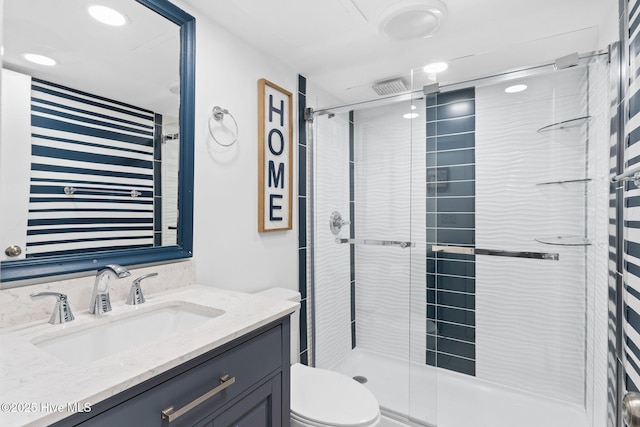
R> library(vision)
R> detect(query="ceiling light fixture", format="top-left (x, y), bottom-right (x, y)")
top-left (403, 113), bottom-right (419, 119)
top-left (23, 53), bottom-right (57, 66)
top-left (411, 105), bottom-right (417, 110)
top-left (423, 62), bottom-right (448, 74)
top-left (378, 0), bottom-right (448, 41)
top-left (505, 84), bottom-right (528, 93)
top-left (88, 5), bottom-right (127, 26)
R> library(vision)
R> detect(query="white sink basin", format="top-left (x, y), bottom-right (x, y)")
top-left (31, 303), bottom-right (224, 365)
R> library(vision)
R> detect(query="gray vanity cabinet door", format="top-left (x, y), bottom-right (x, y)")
top-left (64, 323), bottom-right (287, 427)
top-left (195, 374), bottom-right (282, 427)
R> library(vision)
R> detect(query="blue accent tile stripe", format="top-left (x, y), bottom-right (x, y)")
top-left (349, 110), bottom-right (356, 349)
top-left (297, 74), bottom-right (310, 365)
top-left (425, 88), bottom-right (476, 376)
top-left (624, 1), bottom-right (640, 416)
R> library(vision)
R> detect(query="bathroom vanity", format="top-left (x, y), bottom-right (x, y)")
top-left (0, 286), bottom-right (297, 427)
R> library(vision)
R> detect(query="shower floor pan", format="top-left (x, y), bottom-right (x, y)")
top-left (332, 348), bottom-right (588, 427)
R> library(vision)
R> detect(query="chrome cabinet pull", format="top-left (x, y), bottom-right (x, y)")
top-left (161, 375), bottom-right (235, 422)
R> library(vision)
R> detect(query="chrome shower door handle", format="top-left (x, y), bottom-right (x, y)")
top-left (624, 392), bottom-right (640, 427)
top-left (431, 245), bottom-right (559, 261)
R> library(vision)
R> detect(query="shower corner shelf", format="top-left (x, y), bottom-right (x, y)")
top-left (536, 116), bottom-right (592, 134)
top-left (535, 178), bottom-right (592, 186)
top-left (534, 235), bottom-right (591, 246)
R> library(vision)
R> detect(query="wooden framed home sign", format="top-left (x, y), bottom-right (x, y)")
top-left (258, 78), bottom-right (293, 232)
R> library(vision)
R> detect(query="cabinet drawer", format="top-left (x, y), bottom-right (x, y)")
top-left (78, 324), bottom-right (283, 427)
top-left (194, 373), bottom-right (282, 427)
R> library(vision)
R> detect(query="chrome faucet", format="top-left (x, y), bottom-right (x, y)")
top-left (126, 273), bottom-right (158, 305)
top-left (31, 292), bottom-right (74, 324)
top-left (89, 264), bottom-right (130, 314)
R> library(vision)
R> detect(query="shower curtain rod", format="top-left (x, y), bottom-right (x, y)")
top-left (313, 50), bottom-right (609, 117)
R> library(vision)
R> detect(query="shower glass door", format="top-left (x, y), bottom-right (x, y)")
top-left (311, 54), bottom-right (610, 427)
top-left (311, 94), bottom-right (435, 423)
top-left (410, 58), bottom-right (610, 427)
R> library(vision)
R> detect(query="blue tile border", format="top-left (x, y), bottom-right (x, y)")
top-left (349, 110), bottom-right (356, 349)
top-left (425, 88), bottom-right (476, 376)
top-left (297, 74), bottom-right (309, 364)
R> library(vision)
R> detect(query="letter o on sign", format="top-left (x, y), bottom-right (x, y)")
top-left (268, 129), bottom-right (284, 155)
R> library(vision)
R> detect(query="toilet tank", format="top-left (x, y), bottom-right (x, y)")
top-left (255, 287), bottom-right (301, 364)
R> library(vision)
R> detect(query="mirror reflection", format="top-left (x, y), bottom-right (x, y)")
top-left (1, 0), bottom-right (181, 262)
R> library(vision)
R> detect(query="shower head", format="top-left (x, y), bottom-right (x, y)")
top-left (372, 78), bottom-right (408, 96)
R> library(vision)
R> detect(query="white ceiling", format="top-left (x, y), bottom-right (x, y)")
top-left (184, 0), bottom-right (615, 105)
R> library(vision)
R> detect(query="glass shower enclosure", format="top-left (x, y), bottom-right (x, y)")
top-left (308, 54), bottom-right (610, 427)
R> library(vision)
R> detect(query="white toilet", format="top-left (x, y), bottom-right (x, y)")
top-left (256, 288), bottom-right (383, 427)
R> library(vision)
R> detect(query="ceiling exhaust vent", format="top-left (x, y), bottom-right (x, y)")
top-left (372, 78), bottom-right (408, 96)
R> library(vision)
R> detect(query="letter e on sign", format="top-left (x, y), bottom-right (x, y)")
top-left (258, 79), bottom-right (292, 232)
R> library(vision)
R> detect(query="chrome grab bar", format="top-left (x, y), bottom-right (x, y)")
top-left (335, 238), bottom-right (415, 249)
top-left (161, 375), bottom-right (236, 422)
top-left (432, 245), bottom-right (559, 261)
top-left (64, 186), bottom-right (142, 198)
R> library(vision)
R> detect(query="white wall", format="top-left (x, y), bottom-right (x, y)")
top-left (173, 1), bottom-right (300, 294)
top-left (597, 0), bottom-right (620, 49)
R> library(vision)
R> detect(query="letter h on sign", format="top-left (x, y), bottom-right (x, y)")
top-left (258, 79), bottom-right (293, 232)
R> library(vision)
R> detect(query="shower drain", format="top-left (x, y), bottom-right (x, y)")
top-left (352, 375), bottom-right (368, 384)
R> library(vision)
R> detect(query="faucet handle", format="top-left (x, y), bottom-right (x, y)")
top-left (30, 292), bottom-right (74, 324)
top-left (126, 273), bottom-right (158, 305)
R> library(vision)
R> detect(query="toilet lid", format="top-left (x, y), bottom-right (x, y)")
top-left (290, 363), bottom-right (380, 427)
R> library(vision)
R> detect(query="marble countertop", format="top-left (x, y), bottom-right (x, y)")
top-left (0, 285), bottom-right (298, 427)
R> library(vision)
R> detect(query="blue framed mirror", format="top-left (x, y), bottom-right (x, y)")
top-left (0, 0), bottom-right (195, 284)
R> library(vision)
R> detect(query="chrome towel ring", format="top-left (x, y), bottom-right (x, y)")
top-left (208, 106), bottom-right (238, 147)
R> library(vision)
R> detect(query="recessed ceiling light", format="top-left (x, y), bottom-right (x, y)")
top-left (379, 0), bottom-right (448, 41)
top-left (88, 5), bottom-right (127, 26)
top-left (411, 105), bottom-right (417, 110)
top-left (423, 62), bottom-right (448, 74)
top-left (505, 84), bottom-right (528, 93)
top-left (403, 113), bottom-right (419, 119)
top-left (23, 53), bottom-right (56, 66)
top-left (0, 46), bottom-right (4, 56)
